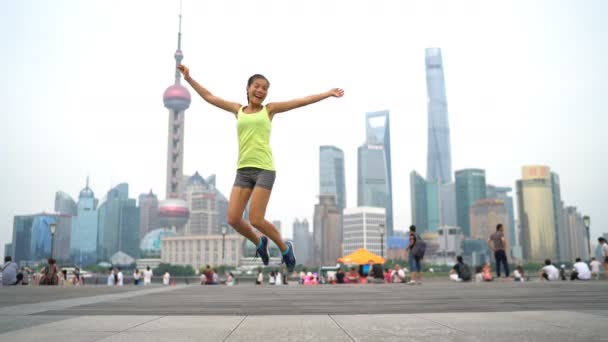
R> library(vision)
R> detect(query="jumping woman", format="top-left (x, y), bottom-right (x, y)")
top-left (177, 65), bottom-right (344, 272)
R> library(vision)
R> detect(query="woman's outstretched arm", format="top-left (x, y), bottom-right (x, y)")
top-left (178, 65), bottom-right (241, 115)
top-left (266, 88), bottom-right (344, 117)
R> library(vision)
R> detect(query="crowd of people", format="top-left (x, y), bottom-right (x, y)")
top-left (3, 231), bottom-right (607, 287)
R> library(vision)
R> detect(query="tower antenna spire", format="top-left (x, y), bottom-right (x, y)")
top-left (174, 0), bottom-right (184, 84)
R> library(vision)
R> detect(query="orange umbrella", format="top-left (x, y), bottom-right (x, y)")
top-left (337, 248), bottom-right (385, 265)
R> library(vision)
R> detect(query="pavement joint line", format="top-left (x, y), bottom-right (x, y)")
top-left (0, 285), bottom-right (188, 316)
top-left (411, 313), bottom-right (471, 336)
top-left (328, 315), bottom-right (356, 342)
top-left (91, 315), bottom-right (167, 342)
top-left (222, 315), bottom-right (248, 342)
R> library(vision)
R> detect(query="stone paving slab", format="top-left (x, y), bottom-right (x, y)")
top-left (0, 315), bottom-right (74, 334)
top-left (0, 285), bottom-right (185, 316)
top-left (37, 282), bottom-right (608, 316)
top-left (0, 312), bottom-right (606, 342)
top-left (0, 286), bottom-right (142, 307)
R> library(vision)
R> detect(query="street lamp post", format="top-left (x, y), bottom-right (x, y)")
top-left (378, 223), bottom-right (385, 259)
top-left (49, 223), bottom-right (57, 259)
top-left (583, 216), bottom-right (591, 258)
top-left (221, 224), bottom-right (228, 266)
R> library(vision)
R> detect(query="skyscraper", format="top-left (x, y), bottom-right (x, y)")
top-left (342, 207), bottom-right (386, 257)
top-left (54, 191), bottom-right (77, 216)
top-left (163, 11), bottom-right (191, 199)
top-left (97, 183), bottom-right (140, 260)
top-left (455, 169), bottom-right (487, 236)
top-left (139, 190), bottom-right (160, 240)
top-left (516, 166), bottom-right (557, 262)
top-left (410, 171), bottom-right (440, 234)
top-left (486, 185), bottom-right (517, 249)
top-left (70, 178), bottom-right (98, 266)
top-left (319, 146), bottom-right (346, 211)
top-left (425, 47), bottom-right (453, 184)
top-left (550, 173), bottom-right (567, 261)
top-left (293, 218), bottom-right (312, 265)
top-left (358, 110), bottom-right (393, 236)
top-left (313, 195), bottom-right (342, 265)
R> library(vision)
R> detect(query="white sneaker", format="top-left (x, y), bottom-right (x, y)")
top-left (407, 280), bottom-right (416, 285)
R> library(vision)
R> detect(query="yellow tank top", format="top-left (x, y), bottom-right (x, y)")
top-left (236, 106), bottom-right (275, 170)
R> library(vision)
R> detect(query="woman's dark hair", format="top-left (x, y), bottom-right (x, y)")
top-left (599, 237), bottom-right (606, 243)
top-left (246, 74), bottom-right (269, 103)
top-left (496, 223), bottom-right (503, 231)
top-left (48, 258), bottom-right (56, 265)
top-left (456, 255), bottom-right (463, 263)
top-left (409, 225), bottom-right (416, 232)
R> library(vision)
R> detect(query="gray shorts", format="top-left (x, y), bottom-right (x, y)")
top-left (234, 167), bottom-right (276, 190)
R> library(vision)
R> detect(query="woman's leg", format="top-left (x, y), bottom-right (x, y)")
top-left (227, 186), bottom-right (260, 245)
top-left (249, 186), bottom-right (287, 252)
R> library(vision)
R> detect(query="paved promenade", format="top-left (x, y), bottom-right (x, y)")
top-left (0, 282), bottom-right (607, 341)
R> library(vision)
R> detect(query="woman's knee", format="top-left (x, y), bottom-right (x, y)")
top-left (227, 215), bottom-right (241, 228)
top-left (249, 215), bottom-right (265, 228)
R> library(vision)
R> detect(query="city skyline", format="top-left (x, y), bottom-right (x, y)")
top-left (2, 1), bottom-right (608, 257)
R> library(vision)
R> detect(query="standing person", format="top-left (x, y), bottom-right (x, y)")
top-left (599, 237), bottom-right (608, 276)
top-left (487, 223), bottom-right (510, 278)
top-left (143, 266), bottom-right (153, 285)
top-left (107, 268), bottom-right (115, 286)
top-left (133, 269), bottom-right (141, 286)
top-left (162, 270), bottom-right (171, 286)
top-left (256, 269), bottom-right (263, 285)
top-left (406, 225), bottom-right (424, 285)
top-left (177, 65), bottom-right (344, 272)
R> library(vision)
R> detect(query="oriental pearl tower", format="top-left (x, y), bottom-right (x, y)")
top-left (158, 9), bottom-right (190, 233)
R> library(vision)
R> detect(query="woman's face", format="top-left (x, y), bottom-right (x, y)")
top-left (247, 78), bottom-right (269, 106)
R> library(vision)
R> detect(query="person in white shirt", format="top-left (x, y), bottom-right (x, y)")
top-left (590, 257), bottom-right (602, 280)
top-left (391, 264), bottom-right (407, 283)
top-left (143, 266), bottom-right (153, 285)
top-left (571, 258), bottom-right (591, 280)
top-left (275, 271), bottom-right (283, 285)
top-left (163, 271), bottom-right (170, 286)
top-left (116, 268), bottom-right (124, 286)
top-left (226, 272), bottom-right (236, 286)
top-left (107, 268), bottom-right (115, 286)
top-left (540, 259), bottom-right (559, 281)
top-left (513, 265), bottom-right (525, 282)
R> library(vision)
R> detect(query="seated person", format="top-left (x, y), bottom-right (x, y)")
top-left (540, 259), bottom-right (559, 281)
top-left (571, 258), bottom-right (591, 281)
top-left (2, 256), bottom-right (21, 286)
top-left (346, 267), bottom-right (360, 283)
top-left (482, 262), bottom-right (494, 281)
top-left (513, 265), bottom-right (525, 282)
top-left (336, 269), bottom-right (345, 284)
top-left (590, 257), bottom-right (602, 280)
top-left (391, 264), bottom-right (407, 283)
top-left (449, 256), bottom-right (472, 282)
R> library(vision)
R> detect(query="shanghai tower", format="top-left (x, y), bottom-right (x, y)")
top-left (425, 47), bottom-right (453, 184)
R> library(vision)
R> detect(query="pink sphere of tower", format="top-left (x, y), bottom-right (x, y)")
top-left (158, 198), bottom-right (189, 229)
top-left (163, 84), bottom-right (191, 112)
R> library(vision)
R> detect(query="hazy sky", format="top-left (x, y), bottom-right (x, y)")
top-left (1, 0), bottom-right (607, 258)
